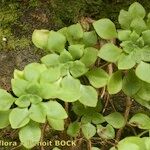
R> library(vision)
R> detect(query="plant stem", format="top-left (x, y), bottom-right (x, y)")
top-left (115, 97), bottom-right (132, 142)
top-left (40, 122), bottom-right (48, 150)
top-left (87, 139), bottom-right (92, 150)
top-left (138, 130), bottom-right (149, 137)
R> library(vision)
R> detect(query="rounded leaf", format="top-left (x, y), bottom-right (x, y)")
top-left (41, 54), bottom-right (60, 67)
top-left (32, 29), bottom-right (49, 49)
top-left (80, 47), bottom-right (98, 67)
top-left (68, 44), bottom-right (84, 60)
top-left (70, 61), bottom-right (88, 78)
top-left (67, 23), bottom-right (83, 40)
top-left (83, 31), bottom-right (97, 47)
top-left (93, 19), bottom-right (117, 39)
top-left (86, 68), bottom-right (109, 88)
top-left (118, 10), bottom-right (132, 29)
top-left (48, 117), bottom-right (64, 131)
top-left (82, 123), bottom-right (96, 139)
top-left (47, 31), bottom-right (66, 53)
top-left (129, 113), bottom-right (150, 129)
top-left (11, 79), bottom-right (28, 97)
top-left (24, 63), bottom-right (47, 82)
top-left (0, 110), bottom-right (11, 129)
top-left (44, 101), bottom-right (68, 119)
top-left (29, 103), bottom-right (46, 123)
top-left (128, 2), bottom-right (146, 19)
top-left (142, 30), bottom-right (150, 45)
top-left (15, 95), bottom-right (30, 108)
top-left (136, 61), bottom-right (150, 83)
top-left (99, 43), bottom-right (122, 62)
top-left (9, 108), bottom-right (30, 129)
top-left (107, 71), bottom-right (122, 94)
top-left (67, 122), bottom-right (80, 137)
top-left (118, 30), bottom-right (131, 41)
top-left (97, 124), bottom-right (115, 139)
top-left (19, 121), bottom-right (41, 149)
top-left (58, 75), bottom-right (81, 102)
top-left (0, 89), bottom-right (15, 111)
top-left (40, 67), bottom-right (61, 83)
top-left (122, 70), bottom-right (141, 96)
top-left (137, 82), bottom-right (150, 101)
top-left (118, 53), bottom-right (136, 70)
top-left (104, 112), bottom-right (125, 129)
top-left (79, 85), bottom-right (98, 107)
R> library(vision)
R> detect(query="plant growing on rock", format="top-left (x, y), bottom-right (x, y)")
top-left (0, 2), bottom-right (150, 150)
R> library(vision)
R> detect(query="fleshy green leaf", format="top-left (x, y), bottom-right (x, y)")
top-left (129, 113), bottom-right (150, 129)
top-left (14, 69), bottom-right (24, 79)
top-left (122, 70), bottom-right (141, 96)
top-left (19, 121), bottom-right (41, 149)
top-left (0, 110), bottom-right (11, 129)
top-left (40, 82), bottom-right (61, 99)
top-left (72, 102), bottom-right (86, 116)
top-left (117, 30), bottom-right (131, 41)
top-left (93, 19), bottom-right (117, 39)
top-left (97, 124), bottom-right (115, 139)
top-left (118, 10), bottom-right (132, 29)
top-left (44, 101), bottom-right (68, 119)
top-left (67, 122), bottom-right (80, 137)
top-left (15, 95), bottom-right (30, 108)
top-left (24, 63), bottom-right (47, 82)
top-left (120, 41), bottom-right (135, 54)
top-left (59, 50), bottom-right (73, 63)
top-left (68, 44), bottom-right (84, 60)
top-left (80, 47), bottom-right (98, 67)
top-left (48, 117), bottom-right (64, 131)
top-left (130, 18), bottom-right (147, 34)
top-left (79, 85), bottom-right (98, 107)
top-left (142, 30), bottom-right (150, 45)
top-left (128, 2), bottom-right (146, 19)
top-left (104, 112), bottom-right (125, 129)
top-left (25, 82), bottom-right (41, 96)
top-left (83, 31), bottom-right (97, 47)
top-left (47, 31), bottom-right (66, 53)
top-left (86, 68), bottom-right (109, 88)
top-left (137, 81), bottom-right (150, 101)
top-left (117, 137), bottom-right (146, 150)
top-left (136, 61), bottom-right (150, 83)
top-left (40, 67), bottom-right (61, 83)
top-left (70, 61), bottom-right (88, 78)
top-left (9, 108), bottom-right (30, 129)
top-left (32, 29), bottom-right (49, 49)
top-left (0, 89), bottom-right (15, 111)
top-left (58, 75), bottom-right (81, 102)
top-left (82, 123), bottom-right (96, 139)
top-left (41, 54), bottom-right (60, 67)
top-left (29, 95), bottom-right (42, 104)
top-left (134, 95), bottom-right (150, 110)
top-left (107, 71), bottom-right (122, 94)
top-left (92, 113), bottom-right (105, 125)
top-left (11, 79), bottom-right (28, 97)
top-left (99, 43), bottom-right (122, 62)
top-left (130, 31), bottom-right (140, 42)
top-left (67, 23), bottom-right (83, 40)
top-left (29, 103), bottom-right (46, 123)
top-left (118, 53), bottom-right (136, 70)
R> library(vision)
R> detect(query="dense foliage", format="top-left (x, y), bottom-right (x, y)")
top-left (0, 2), bottom-right (150, 150)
